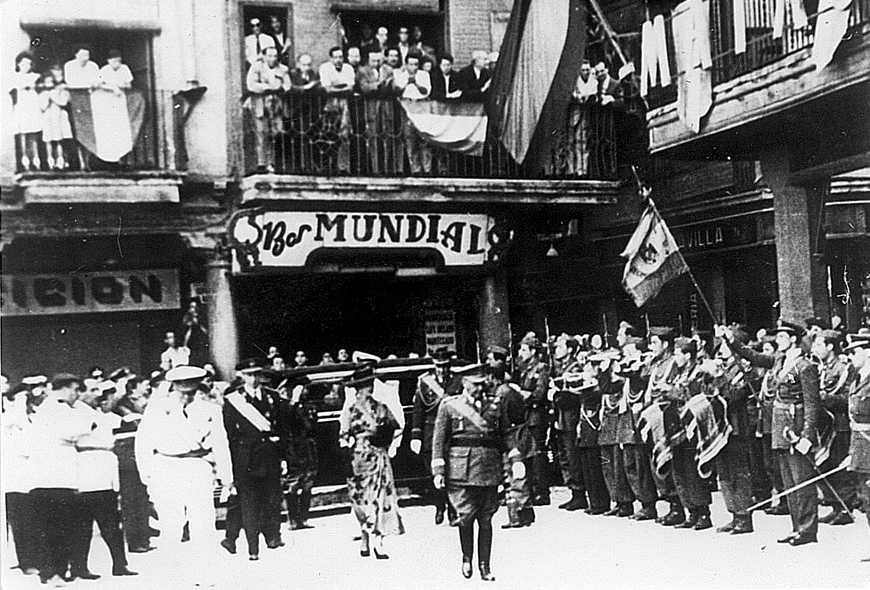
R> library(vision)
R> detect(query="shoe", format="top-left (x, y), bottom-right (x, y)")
top-left (46, 574), bottom-right (66, 588)
top-left (777, 533), bottom-right (798, 543)
top-left (462, 558), bottom-right (473, 579)
top-left (532, 495), bottom-right (550, 506)
top-left (71, 571), bottom-right (101, 581)
top-left (220, 539), bottom-right (237, 555)
top-left (730, 516), bottom-right (754, 535)
top-left (788, 534), bottom-right (817, 547)
top-left (435, 508), bottom-right (445, 525)
top-left (479, 562), bottom-right (495, 582)
top-left (674, 513), bottom-right (699, 529)
top-left (617, 504), bottom-right (634, 518)
top-left (604, 507), bottom-right (620, 516)
top-left (660, 507), bottom-right (686, 526)
top-left (112, 567), bottom-right (138, 576)
top-left (373, 548), bottom-right (389, 560)
top-left (716, 520), bottom-right (735, 534)
top-left (829, 511), bottom-right (854, 526)
top-left (23, 567), bottom-right (39, 576)
top-left (128, 545), bottom-right (155, 553)
top-left (634, 506), bottom-right (657, 521)
top-left (248, 554), bottom-right (259, 561)
top-left (563, 497), bottom-right (589, 512)
top-left (266, 540), bottom-right (286, 549)
top-left (819, 509), bottom-right (838, 524)
top-left (501, 521), bottom-right (524, 529)
top-left (693, 514), bottom-right (712, 530)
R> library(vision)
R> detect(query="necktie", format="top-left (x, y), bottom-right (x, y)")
top-left (256, 35), bottom-right (261, 56)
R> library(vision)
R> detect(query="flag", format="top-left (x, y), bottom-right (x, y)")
top-left (400, 100), bottom-right (487, 155)
top-left (68, 88), bottom-right (146, 163)
top-left (811, 0), bottom-right (853, 71)
top-left (671, 0), bottom-right (713, 133)
top-left (621, 201), bottom-right (689, 307)
top-left (486, 0), bottom-right (587, 173)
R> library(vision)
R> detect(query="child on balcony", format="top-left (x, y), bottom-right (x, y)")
top-left (39, 65), bottom-right (73, 170)
top-left (11, 51), bottom-right (42, 171)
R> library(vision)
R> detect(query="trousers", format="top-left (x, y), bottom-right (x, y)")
top-left (716, 435), bottom-right (753, 515)
top-left (6, 491), bottom-right (41, 570)
top-left (748, 434), bottom-right (772, 501)
top-left (762, 433), bottom-right (785, 493)
top-left (818, 431), bottom-right (858, 510)
top-left (118, 467), bottom-right (151, 550)
top-left (776, 449), bottom-right (818, 537)
top-left (237, 475), bottom-right (283, 554)
top-left (70, 489), bottom-right (128, 573)
top-left (148, 457), bottom-right (216, 557)
top-left (30, 488), bottom-right (77, 580)
top-left (529, 423), bottom-right (551, 499)
top-left (672, 443), bottom-right (711, 510)
top-left (577, 447), bottom-right (611, 509)
top-left (556, 425), bottom-right (584, 492)
top-left (503, 454), bottom-right (534, 522)
top-left (600, 445), bottom-right (634, 504)
top-left (622, 444), bottom-right (658, 504)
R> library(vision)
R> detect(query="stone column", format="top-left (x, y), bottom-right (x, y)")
top-left (206, 254), bottom-right (239, 380)
top-left (761, 148), bottom-right (830, 324)
top-left (478, 269), bottom-right (511, 353)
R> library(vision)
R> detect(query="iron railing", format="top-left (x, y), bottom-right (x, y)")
top-left (242, 94), bottom-right (621, 179)
top-left (646, 0), bottom-right (870, 109)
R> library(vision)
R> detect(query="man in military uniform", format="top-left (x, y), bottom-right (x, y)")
top-left (222, 358), bottom-right (289, 560)
top-left (284, 382), bottom-right (320, 530)
top-left (568, 366), bottom-right (611, 514)
top-left (513, 332), bottom-right (551, 505)
top-left (411, 347), bottom-right (462, 524)
top-left (486, 345), bottom-right (535, 528)
top-left (550, 334), bottom-right (587, 511)
top-left (432, 365), bottom-right (520, 581)
top-left (812, 329), bottom-right (856, 525)
top-left (720, 321), bottom-right (821, 546)
top-left (844, 332), bottom-right (870, 561)
top-left (135, 366), bottom-right (232, 585)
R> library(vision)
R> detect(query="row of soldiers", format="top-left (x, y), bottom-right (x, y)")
top-left (412, 321), bottom-right (870, 555)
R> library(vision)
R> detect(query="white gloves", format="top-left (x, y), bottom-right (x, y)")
top-left (433, 474), bottom-right (445, 489)
top-left (511, 461), bottom-right (526, 480)
top-left (410, 439), bottom-right (422, 454)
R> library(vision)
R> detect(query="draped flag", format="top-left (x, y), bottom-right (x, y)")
top-left (401, 100), bottom-right (487, 156)
top-left (671, 0), bottom-right (713, 133)
top-left (487, 0), bottom-right (587, 173)
top-left (811, 0), bottom-right (853, 71)
top-left (621, 201), bottom-right (689, 307)
top-left (681, 393), bottom-right (732, 478)
top-left (640, 15), bottom-right (672, 96)
top-left (68, 88), bottom-right (146, 162)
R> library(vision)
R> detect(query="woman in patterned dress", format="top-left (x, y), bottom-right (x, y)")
top-left (339, 363), bottom-right (405, 559)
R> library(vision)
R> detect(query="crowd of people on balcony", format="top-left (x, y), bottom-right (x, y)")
top-left (10, 45), bottom-right (136, 172)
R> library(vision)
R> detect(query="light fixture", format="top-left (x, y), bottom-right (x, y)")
top-left (546, 241), bottom-right (559, 258)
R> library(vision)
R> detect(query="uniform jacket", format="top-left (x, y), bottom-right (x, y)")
top-left (598, 366), bottom-right (643, 445)
top-left (223, 385), bottom-right (289, 482)
top-left (576, 382), bottom-right (603, 448)
top-left (412, 371), bottom-right (462, 453)
top-left (431, 392), bottom-right (514, 486)
top-left (819, 355), bottom-right (853, 432)
top-left (713, 360), bottom-right (751, 437)
top-left (514, 357), bottom-right (550, 427)
top-left (492, 374), bottom-right (536, 460)
top-left (551, 358), bottom-right (582, 430)
top-left (732, 343), bottom-right (821, 449)
top-left (848, 370), bottom-right (870, 473)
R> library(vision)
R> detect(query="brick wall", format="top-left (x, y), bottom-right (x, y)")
top-left (447, 0), bottom-right (513, 66)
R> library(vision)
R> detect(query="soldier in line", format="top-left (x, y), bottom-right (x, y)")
top-left (844, 332), bottom-right (870, 561)
top-left (568, 367), bottom-right (611, 514)
top-left (550, 334), bottom-right (588, 511)
top-left (432, 365), bottom-right (522, 581)
top-left (410, 347), bottom-right (462, 524)
top-left (719, 321), bottom-right (822, 546)
top-left (486, 345), bottom-right (536, 528)
top-left (222, 358), bottom-right (289, 560)
top-left (812, 329), bottom-right (857, 525)
top-left (513, 333), bottom-right (551, 505)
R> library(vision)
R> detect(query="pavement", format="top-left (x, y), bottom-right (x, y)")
top-left (2, 488), bottom-right (868, 590)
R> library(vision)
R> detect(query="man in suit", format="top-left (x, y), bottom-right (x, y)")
top-left (432, 365), bottom-right (521, 581)
top-left (245, 18), bottom-right (276, 66)
top-left (411, 347), bottom-right (462, 524)
top-left (222, 359), bottom-right (289, 560)
top-left (269, 15), bottom-right (292, 66)
top-left (430, 53), bottom-right (461, 101)
top-left (454, 50), bottom-right (491, 102)
top-left (593, 61), bottom-right (624, 108)
top-left (356, 51), bottom-right (393, 174)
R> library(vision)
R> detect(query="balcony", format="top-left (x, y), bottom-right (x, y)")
top-left (645, 0), bottom-right (870, 153)
top-left (241, 94), bottom-right (627, 206)
top-left (9, 89), bottom-right (184, 204)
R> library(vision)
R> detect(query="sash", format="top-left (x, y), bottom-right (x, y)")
top-left (225, 391), bottom-right (272, 432)
top-left (450, 397), bottom-right (490, 431)
top-left (419, 373), bottom-right (446, 408)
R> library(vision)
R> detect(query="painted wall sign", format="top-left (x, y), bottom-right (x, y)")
top-left (229, 210), bottom-right (507, 272)
top-left (1, 269), bottom-right (180, 317)
top-left (425, 309), bottom-right (457, 353)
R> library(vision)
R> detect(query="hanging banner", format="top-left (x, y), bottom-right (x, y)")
top-left (425, 309), bottom-right (457, 353)
top-left (229, 210), bottom-right (503, 272)
top-left (1, 269), bottom-right (180, 317)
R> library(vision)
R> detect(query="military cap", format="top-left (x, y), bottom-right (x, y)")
top-left (432, 347), bottom-right (453, 366)
top-left (108, 367), bottom-right (135, 381)
top-left (843, 332), bottom-right (870, 352)
top-left (21, 375), bottom-right (48, 386)
top-left (98, 380), bottom-right (117, 394)
top-left (454, 364), bottom-right (488, 384)
top-left (235, 358), bottom-right (264, 374)
top-left (674, 337), bottom-right (697, 355)
top-left (819, 329), bottom-right (844, 343)
top-left (648, 326), bottom-right (675, 339)
top-left (804, 316), bottom-right (828, 330)
top-left (165, 365), bottom-right (207, 382)
top-left (488, 344), bottom-right (509, 361)
top-left (775, 320), bottom-right (805, 339)
top-left (345, 361), bottom-right (376, 386)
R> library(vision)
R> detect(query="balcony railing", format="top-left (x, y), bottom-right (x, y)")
top-left (242, 94), bottom-right (622, 180)
top-left (646, 0), bottom-right (870, 109)
top-left (12, 89), bottom-right (176, 175)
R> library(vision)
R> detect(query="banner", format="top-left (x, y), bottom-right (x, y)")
top-left (69, 88), bottom-right (146, 162)
top-left (1, 269), bottom-right (180, 317)
top-left (401, 100), bottom-right (487, 155)
top-left (621, 202), bottom-right (689, 307)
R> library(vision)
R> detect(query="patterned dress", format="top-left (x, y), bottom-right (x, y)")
top-left (341, 393), bottom-right (405, 537)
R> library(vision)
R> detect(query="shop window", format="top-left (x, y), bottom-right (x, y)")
top-left (13, 28), bottom-right (158, 173)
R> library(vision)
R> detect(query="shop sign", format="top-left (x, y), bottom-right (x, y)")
top-left (229, 210), bottom-right (505, 271)
top-left (1, 269), bottom-right (180, 317)
top-left (425, 309), bottom-right (457, 353)
top-left (672, 219), bottom-right (757, 252)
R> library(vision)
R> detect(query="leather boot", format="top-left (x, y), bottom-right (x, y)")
top-left (716, 519), bottom-right (735, 533)
top-left (660, 501), bottom-right (686, 526)
top-left (604, 505), bottom-right (620, 516)
top-left (617, 502), bottom-right (634, 517)
top-left (562, 491), bottom-right (589, 512)
top-left (674, 510), bottom-right (699, 529)
top-left (730, 513), bottom-right (754, 534)
top-left (829, 510), bottom-right (854, 526)
top-left (819, 508), bottom-right (839, 524)
top-left (634, 503), bottom-right (657, 521)
top-left (693, 511), bottom-right (712, 530)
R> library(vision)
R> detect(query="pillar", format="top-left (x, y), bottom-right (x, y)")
top-left (206, 255), bottom-right (238, 380)
top-left (478, 270), bottom-right (511, 353)
top-left (761, 148), bottom-right (830, 324)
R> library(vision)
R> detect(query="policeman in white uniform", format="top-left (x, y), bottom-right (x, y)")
top-left (135, 366), bottom-right (232, 579)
